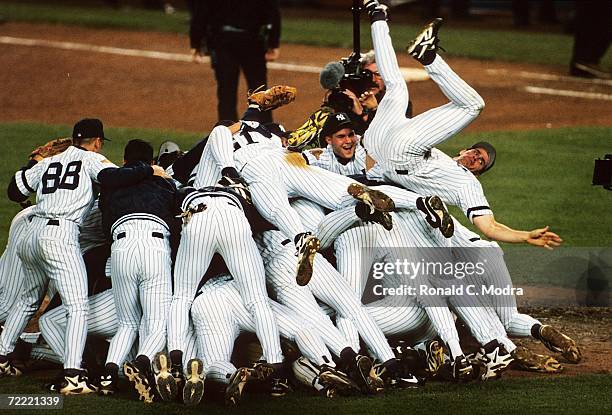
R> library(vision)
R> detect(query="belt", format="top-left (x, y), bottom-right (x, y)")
top-left (115, 231), bottom-right (164, 241)
top-left (47, 219), bottom-right (59, 226)
top-left (281, 239), bottom-right (291, 246)
top-left (395, 170), bottom-right (409, 175)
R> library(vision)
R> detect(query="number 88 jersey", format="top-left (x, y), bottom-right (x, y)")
top-left (14, 146), bottom-right (117, 224)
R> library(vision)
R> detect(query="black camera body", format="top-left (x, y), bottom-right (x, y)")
top-left (593, 154), bottom-right (612, 191)
top-left (326, 53), bottom-right (376, 113)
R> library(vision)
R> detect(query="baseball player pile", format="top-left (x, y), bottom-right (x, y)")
top-left (0, 0), bottom-right (583, 407)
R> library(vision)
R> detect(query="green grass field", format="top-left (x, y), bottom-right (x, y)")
top-left (1, 2), bottom-right (611, 67)
top-left (1, 368), bottom-right (610, 415)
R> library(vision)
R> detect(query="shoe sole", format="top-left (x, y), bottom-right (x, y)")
top-left (406, 18), bottom-right (444, 58)
top-left (319, 370), bottom-right (361, 393)
top-left (355, 356), bottom-right (384, 394)
top-left (427, 196), bottom-right (454, 238)
top-left (124, 362), bottom-right (154, 403)
top-left (153, 352), bottom-right (178, 402)
top-left (348, 183), bottom-right (395, 213)
top-left (182, 359), bottom-right (204, 406)
top-left (225, 368), bottom-right (250, 406)
top-left (296, 237), bottom-right (320, 286)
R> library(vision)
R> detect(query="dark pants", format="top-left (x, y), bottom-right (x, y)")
top-left (211, 32), bottom-right (272, 123)
top-left (571, 1), bottom-right (611, 65)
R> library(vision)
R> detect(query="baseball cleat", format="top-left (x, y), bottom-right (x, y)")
top-left (423, 340), bottom-right (446, 375)
top-left (511, 346), bottom-right (563, 373)
top-left (406, 18), bottom-right (444, 65)
top-left (538, 325), bottom-right (582, 363)
top-left (270, 378), bottom-right (291, 397)
top-left (98, 374), bottom-right (118, 396)
top-left (362, 0), bottom-right (388, 21)
top-left (451, 355), bottom-right (474, 382)
top-left (225, 363), bottom-right (274, 407)
top-left (248, 85), bottom-right (297, 111)
top-left (58, 370), bottom-right (98, 395)
top-left (182, 358), bottom-right (204, 406)
top-left (471, 340), bottom-right (514, 381)
top-left (355, 201), bottom-right (393, 231)
top-left (295, 232), bottom-right (320, 286)
top-left (123, 361), bottom-right (155, 403)
top-left (0, 358), bottom-right (22, 377)
top-left (348, 355), bottom-right (384, 394)
top-left (373, 361), bottom-right (423, 389)
top-left (347, 183), bottom-right (395, 213)
top-left (417, 195), bottom-right (454, 238)
top-left (153, 352), bottom-right (178, 402)
top-left (318, 365), bottom-right (361, 395)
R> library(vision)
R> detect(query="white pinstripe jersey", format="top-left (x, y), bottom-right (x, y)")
top-left (79, 200), bottom-right (107, 254)
top-left (303, 144), bottom-right (367, 176)
top-left (386, 148), bottom-right (493, 222)
top-left (230, 121), bottom-right (283, 165)
top-left (14, 146), bottom-right (116, 224)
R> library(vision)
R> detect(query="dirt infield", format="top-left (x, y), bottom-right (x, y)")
top-left (1, 22), bottom-right (610, 378)
top-left (1, 22), bottom-right (611, 133)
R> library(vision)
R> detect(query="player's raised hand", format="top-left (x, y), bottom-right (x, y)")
top-left (526, 226), bottom-right (563, 250)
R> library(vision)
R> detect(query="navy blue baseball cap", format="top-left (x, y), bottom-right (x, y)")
top-left (469, 141), bottom-right (496, 173)
top-left (72, 118), bottom-right (110, 141)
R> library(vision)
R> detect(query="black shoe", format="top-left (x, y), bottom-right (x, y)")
top-left (363, 0), bottom-right (388, 22)
top-left (416, 195), bottom-right (454, 238)
top-left (355, 201), bottom-right (393, 231)
top-left (123, 361), bottom-right (155, 403)
top-left (451, 355), bottom-right (474, 382)
top-left (270, 378), bottom-right (291, 397)
top-left (58, 369), bottom-right (98, 395)
top-left (0, 355), bottom-right (22, 377)
top-left (98, 373), bottom-right (118, 396)
top-left (318, 364), bottom-right (361, 395)
top-left (182, 358), bottom-right (204, 406)
top-left (347, 355), bottom-right (384, 394)
top-left (152, 352), bottom-right (178, 402)
top-left (470, 340), bottom-right (514, 381)
top-left (406, 18), bottom-right (444, 65)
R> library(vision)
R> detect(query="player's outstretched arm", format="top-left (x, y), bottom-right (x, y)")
top-left (473, 215), bottom-right (563, 250)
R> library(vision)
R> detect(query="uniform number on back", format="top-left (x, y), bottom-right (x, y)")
top-left (41, 161), bottom-right (82, 194)
top-left (233, 123), bottom-right (272, 151)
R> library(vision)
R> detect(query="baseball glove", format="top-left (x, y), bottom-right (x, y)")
top-left (247, 85), bottom-right (297, 111)
top-left (30, 137), bottom-right (72, 160)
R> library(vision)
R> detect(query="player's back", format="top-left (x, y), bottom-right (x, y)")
top-left (232, 121), bottom-right (283, 166)
top-left (27, 146), bottom-right (112, 224)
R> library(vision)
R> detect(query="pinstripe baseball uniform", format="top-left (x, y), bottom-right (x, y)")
top-left (0, 206), bottom-right (34, 323)
top-left (258, 228), bottom-right (396, 363)
top-left (98, 160), bottom-right (179, 368)
top-left (365, 20), bottom-right (491, 224)
top-left (2, 146), bottom-right (115, 369)
top-left (205, 122), bottom-right (382, 243)
top-left (451, 219), bottom-right (540, 337)
top-left (303, 144), bottom-right (367, 176)
top-left (169, 187), bottom-right (283, 365)
top-left (191, 274), bottom-right (335, 384)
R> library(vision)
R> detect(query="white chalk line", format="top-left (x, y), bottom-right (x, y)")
top-left (524, 85), bottom-right (612, 101)
top-left (486, 68), bottom-right (612, 86)
top-left (0, 35), bottom-right (430, 81)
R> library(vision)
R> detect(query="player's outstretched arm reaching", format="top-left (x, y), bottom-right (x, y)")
top-left (472, 216), bottom-right (563, 250)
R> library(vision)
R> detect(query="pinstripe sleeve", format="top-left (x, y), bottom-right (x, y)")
top-left (459, 179), bottom-right (493, 223)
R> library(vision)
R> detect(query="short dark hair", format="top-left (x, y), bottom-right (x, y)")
top-left (124, 139), bottom-right (153, 164)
